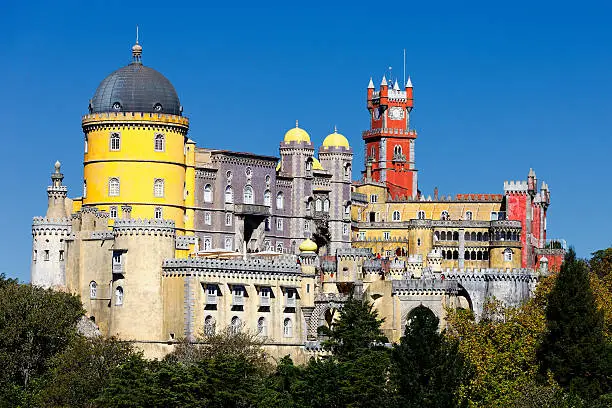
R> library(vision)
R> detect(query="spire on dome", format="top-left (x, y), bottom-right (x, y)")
top-left (131, 25), bottom-right (143, 64)
top-left (405, 76), bottom-right (413, 88)
top-left (295, 119), bottom-right (299, 128)
top-left (368, 77), bottom-right (375, 89)
top-left (381, 75), bottom-right (388, 86)
top-left (393, 80), bottom-right (400, 90)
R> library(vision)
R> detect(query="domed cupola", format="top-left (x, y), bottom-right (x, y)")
top-left (89, 41), bottom-right (182, 115)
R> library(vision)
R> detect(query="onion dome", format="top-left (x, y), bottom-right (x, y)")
top-left (322, 127), bottom-right (350, 148)
top-left (298, 238), bottom-right (318, 253)
top-left (284, 120), bottom-right (311, 143)
top-left (312, 157), bottom-right (324, 170)
top-left (89, 42), bottom-right (181, 115)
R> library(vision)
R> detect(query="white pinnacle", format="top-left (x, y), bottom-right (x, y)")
top-left (393, 80), bottom-right (400, 90)
top-left (381, 75), bottom-right (387, 86)
top-left (406, 76), bottom-right (413, 88)
top-left (368, 77), bottom-right (374, 89)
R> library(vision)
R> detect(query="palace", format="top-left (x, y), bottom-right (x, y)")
top-left (31, 41), bottom-right (564, 360)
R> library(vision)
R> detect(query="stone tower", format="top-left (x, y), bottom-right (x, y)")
top-left (31, 161), bottom-right (71, 288)
top-left (319, 129), bottom-right (353, 254)
top-left (364, 76), bottom-right (417, 199)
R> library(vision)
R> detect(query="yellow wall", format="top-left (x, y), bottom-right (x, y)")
top-left (82, 113), bottom-right (189, 230)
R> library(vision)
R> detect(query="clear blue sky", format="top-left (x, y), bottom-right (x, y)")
top-left (1, 1), bottom-right (610, 282)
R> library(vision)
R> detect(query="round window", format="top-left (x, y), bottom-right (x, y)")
top-left (112, 102), bottom-right (122, 111)
top-left (153, 103), bottom-right (163, 112)
top-left (226, 170), bottom-right (232, 179)
top-left (245, 167), bottom-right (252, 177)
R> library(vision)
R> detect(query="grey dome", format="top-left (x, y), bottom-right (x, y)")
top-left (90, 62), bottom-right (181, 115)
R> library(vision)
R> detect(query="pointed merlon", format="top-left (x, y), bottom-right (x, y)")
top-left (528, 168), bottom-right (535, 177)
top-left (541, 181), bottom-right (547, 190)
top-left (405, 76), bottom-right (413, 88)
top-left (393, 80), bottom-right (400, 90)
top-left (381, 75), bottom-right (388, 86)
top-left (368, 77), bottom-right (375, 89)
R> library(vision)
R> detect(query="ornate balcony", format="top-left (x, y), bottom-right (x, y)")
top-left (234, 204), bottom-right (271, 216)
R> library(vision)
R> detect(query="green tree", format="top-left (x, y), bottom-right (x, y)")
top-left (36, 336), bottom-right (137, 407)
top-left (538, 248), bottom-right (611, 402)
top-left (393, 306), bottom-right (471, 408)
top-left (0, 278), bottom-right (83, 404)
top-left (318, 295), bottom-right (388, 360)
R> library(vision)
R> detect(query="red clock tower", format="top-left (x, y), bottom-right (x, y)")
top-left (363, 76), bottom-right (417, 199)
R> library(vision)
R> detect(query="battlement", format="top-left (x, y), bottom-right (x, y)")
top-left (81, 112), bottom-right (189, 127)
top-left (336, 247), bottom-right (373, 258)
top-left (113, 218), bottom-right (176, 237)
top-left (490, 220), bottom-right (522, 229)
top-left (162, 257), bottom-right (301, 276)
top-left (90, 231), bottom-right (114, 240)
top-left (389, 194), bottom-right (503, 203)
top-left (32, 217), bottom-right (71, 236)
top-left (444, 268), bottom-right (538, 281)
top-left (392, 278), bottom-right (458, 294)
top-left (32, 217), bottom-right (72, 226)
top-left (504, 180), bottom-right (529, 193)
top-left (176, 235), bottom-right (198, 250)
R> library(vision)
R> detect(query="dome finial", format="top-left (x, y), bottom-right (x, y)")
top-left (334, 125), bottom-right (337, 133)
top-left (54, 160), bottom-right (61, 173)
top-left (132, 25), bottom-right (143, 64)
top-left (295, 119), bottom-right (299, 128)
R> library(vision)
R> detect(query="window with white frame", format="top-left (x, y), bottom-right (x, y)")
top-left (84, 136), bottom-right (88, 153)
top-left (115, 286), bottom-right (123, 306)
top-left (277, 218), bottom-right (283, 231)
top-left (108, 178), bottom-right (120, 197)
top-left (304, 220), bottom-right (309, 232)
top-left (263, 190), bottom-right (271, 206)
top-left (323, 199), bottom-right (330, 212)
top-left (44, 250), bottom-right (49, 261)
top-left (243, 185), bottom-right (253, 204)
top-left (503, 248), bottom-right (513, 262)
top-left (417, 210), bottom-right (426, 220)
top-left (225, 185), bottom-right (233, 203)
top-left (343, 224), bottom-right (349, 236)
top-left (154, 178), bottom-right (165, 197)
top-left (257, 317), bottom-right (267, 336)
top-left (109, 206), bottom-right (118, 219)
top-left (344, 205), bottom-right (350, 216)
top-left (230, 316), bottom-right (241, 334)
top-left (283, 318), bottom-right (292, 337)
top-left (204, 315), bottom-right (215, 336)
top-left (392, 210), bottom-right (401, 221)
top-left (315, 199), bottom-right (322, 211)
top-left (465, 211), bottom-right (473, 220)
top-left (264, 240), bottom-right (271, 251)
top-left (370, 194), bottom-right (378, 203)
top-left (110, 132), bottom-right (121, 151)
top-left (440, 210), bottom-right (449, 220)
top-left (89, 281), bottom-right (97, 299)
top-left (154, 206), bottom-right (163, 219)
top-left (276, 242), bottom-right (283, 253)
top-left (490, 212), bottom-right (498, 221)
top-left (204, 211), bottom-right (211, 225)
top-left (83, 180), bottom-right (87, 198)
top-left (224, 236), bottom-right (233, 250)
top-left (344, 164), bottom-right (351, 180)
top-left (276, 192), bottom-right (284, 209)
top-left (358, 231), bottom-right (365, 240)
top-left (383, 231), bottom-right (391, 240)
top-left (225, 213), bottom-right (232, 226)
top-left (203, 236), bottom-right (212, 250)
top-left (154, 133), bottom-right (165, 152)
top-left (306, 158), bottom-right (312, 172)
top-left (203, 184), bottom-right (212, 203)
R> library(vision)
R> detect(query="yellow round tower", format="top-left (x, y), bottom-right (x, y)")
top-left (81, 41), bottom-right (190, 231)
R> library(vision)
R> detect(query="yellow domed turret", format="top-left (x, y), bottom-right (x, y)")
top-left (284, 120), bottom-right (311, 143)
top-left (299, 238), bottom-right (318, 252)
top-left (322, 127), bottom-right (349, 149)
top-left (312, 157), bottom-right (323, 171)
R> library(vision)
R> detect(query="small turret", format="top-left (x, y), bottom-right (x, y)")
top-left (46, 161), bottom-right (68, 219)
top-left (527, 168), bottom-right (537, 197)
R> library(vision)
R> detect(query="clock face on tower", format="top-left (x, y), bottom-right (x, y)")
top-left (389, 107), bottom-right (405, 120)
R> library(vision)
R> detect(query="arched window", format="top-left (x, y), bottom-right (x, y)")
top-left (263, 190), bottom-right (271, 206)
top-left (306, 198), bottom-right (312, 211)
top-left (477, 251), bottom-right (483, 260)
top-left (464, 251), bottom-right (470, 260)
top-left (417, 210), bottom-right (426, 220)
top-left (231, 316), bottom-right (241, 334)
top-left (512, 232), bottom-right (518, 241)
top-left (276, 192), bottom-right (284, 209)
top-left (115, 286), bottom-right (123, 306)
top-left (441, 250), bottom-right (446, 259)
top-left (89, 281), bottom-right (97, 299)
top-left (370, 146), bottom-right (375, 157)
top-left (276, 242), bottom-right (283, 253)
top-left (154, 206), bottom-right (163, 219)
top-left (315, 199), bottom-right (322, 211)
top-left (344, 164), bottom-right (351, 180)
top-left (344, 205), bottom-right (350, 216)
top-left (392, 210), bottom-right (401, 221)
top-left (465, 211), bottom-right (473, 220)
top-left (154, 178), bottom-right (164, 198)
top-left (394, 145), bottom-right (402, 155)
top-left (110, 132), bottom-right (121, 151)
top-left (483, 232), bottom-right (489, 241)
top-left (204, 316), bottom-right (215, 336)
top-left (83, 180), bottom-right (87, 198)
top-left (203, 236), bottom-right (212, 250)
top-left (471, 232), bottom-right (477, 241)
top-left (154, 134), bottom-right (165, 152)
top-left (500, 231), bottom-right (506, 240)
top-left (243, 185), bottom-right (253, 204)
top-left (305, 158), bottom-right (312, 172)
top-left (490, 212), bottom-right (498, 221)
top-left (257, 317), bottom-right (267, 336)
top-left (283, 318), bottom-right (293, 337)
top-left (471, 251), bottom-right (477, 260)
top-left (108, 178), bottom-right (120, 197)
top-left (440, 210), bottom-right (449, 220)
top-left (203, 184), bottom-right (213, 203)
top-left (453, 250), bottom-right (459, 260)
top-left (225, 185), bottom-right (233, 203)
top-left (453, 231), bottom-right (459, 241)
top-left (323, 199), bottom-right (330, 212)
top-left (465, 232), bottom-right (471, 241)
top-left (434, 231), bottom-right (440, 240)
top-left (477, 232), bottom-right (483, 241)
top-left (441, 231), bottom-right (447, 240)
top-left (503, 248), bottom-right (513, 262)
top-left (483, 251), bottom-right (489, 260)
